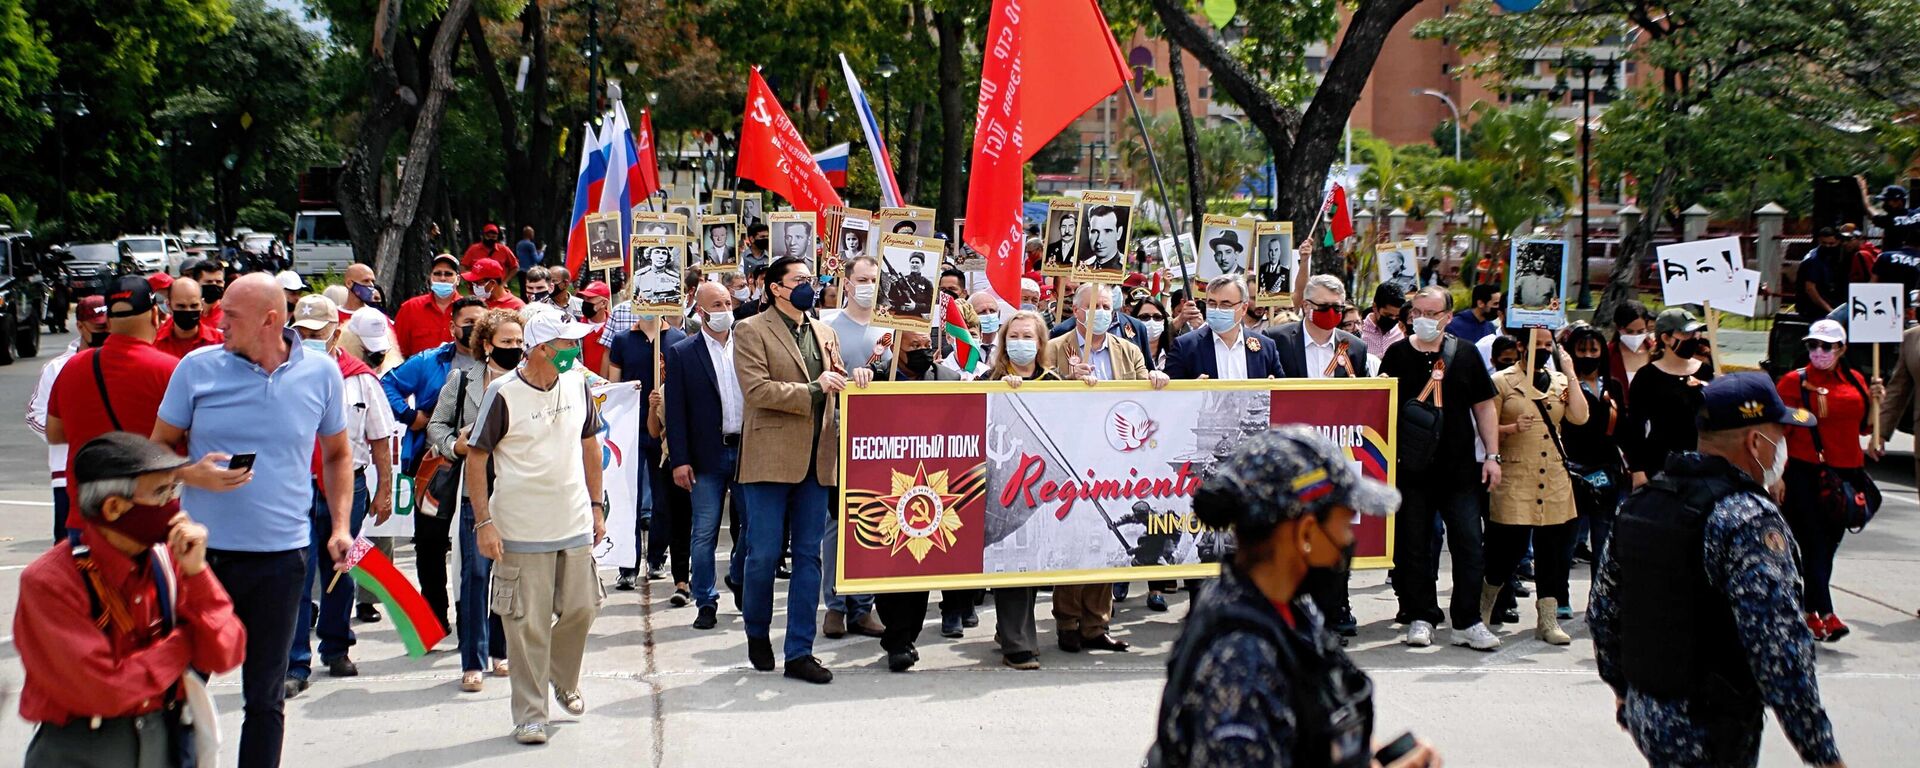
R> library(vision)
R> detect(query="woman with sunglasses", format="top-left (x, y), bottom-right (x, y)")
top-left (1127, 296), bottom-right (1173, 370)
top-left (1776, 319), bottom-right (1885, 642)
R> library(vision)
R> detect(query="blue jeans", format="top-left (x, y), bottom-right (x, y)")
top-left (289, 475), bottom-right (369, 679)
top-left (689, 445), bottom-right (746, 609)
top-left (623, 462), bottom-right (655, 575)
top-left (741, 478), bottom-right (828, 660)
top-left (457, 501), bottom-right (507, 671)
top-left (821, 484), bottom-right (873, 621)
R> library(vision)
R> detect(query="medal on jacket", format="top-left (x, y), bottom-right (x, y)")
top-left (1246, 336), bottom-right (1262, 352)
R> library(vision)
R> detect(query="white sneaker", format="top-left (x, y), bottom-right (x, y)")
top-left (1403, 620), bottom-right (1434, 647)
top-left (513, 722), bottom-right (548, 745)
top-left (1451, 622), bottom-right (1502, 651)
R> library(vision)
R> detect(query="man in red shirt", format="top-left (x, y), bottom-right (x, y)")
top-left (185, 259), bottom-right (227, 331)
top-left (47, 276), bottom-right (182, 531)
top-left (461, 223), bottom-right (515, 272)
top-left (463, 257), bottom-right (524, 311)
top-left (579, 280), bottom-right (613, 375)
top-left (395, 254), bottom-right (464, 357)
top-left (154, 277), bottom-right (225, 358)
top-left (14, 432), bottom-right (246, 764)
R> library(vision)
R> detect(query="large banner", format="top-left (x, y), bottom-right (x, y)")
top-left (836, 380), bottom-right (1397, 593)
top-left (591, 384), bottom-right (644, 568)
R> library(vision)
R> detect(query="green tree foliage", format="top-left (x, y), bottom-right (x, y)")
top-left (0, 0), bottom-right (56, 157)
top-left (1118, 113), bottom-right (1265, 224)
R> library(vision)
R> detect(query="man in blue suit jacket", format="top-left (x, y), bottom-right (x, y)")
top-left (1163, 275), bottom-right (1282, 380)
top-left (664, 282), bottom-right (749, 630)
top-left (1050, 300), bottom-right (1157, 371)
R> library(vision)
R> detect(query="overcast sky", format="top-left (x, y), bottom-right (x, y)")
top-left (263, 0), bottom-right (330, 37)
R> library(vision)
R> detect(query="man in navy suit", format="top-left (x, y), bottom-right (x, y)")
top-left (1163, 275), bottom-right (1281, 381)
top-left (1050, 305), bottom-right (1157, 370)
top-left (664, 281), bottom-right (749, 630)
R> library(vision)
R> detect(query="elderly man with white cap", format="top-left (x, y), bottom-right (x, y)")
top-left (283, 295), bottom-right (398, 693)
top-left (464, 305), bottom-right (606, 745)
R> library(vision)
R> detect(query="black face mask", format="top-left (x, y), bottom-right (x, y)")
top-left (455, 324), bottom-right (475, 348)
top-left (172, 309), bottom-right (201, 331)
top-left (1572, 356), bottom-right (1603, 376)
top-left (201, 284), bottom-right (224, 303)
top-left (904, 348), bottom-right (935, 376)
top-left (490, 347), bottom-right (523, 369)
top-left (527, 290), bottom-right (551, 303)
top-left (1531, 349), bottom-right (1553, 369)
top-left (1375, 313), bottom-right (1399, 333)
top-left (1675, 338), bottom-right (1703, 359)
top-left (1305, 519), bottom-right (1352, 576)
top-left (87, 331), bottom-right (108, 348)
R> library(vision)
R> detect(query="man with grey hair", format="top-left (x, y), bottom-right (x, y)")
top-left (1263, 272), bottom-right (1370, 639)
top-left (1164, 275), bottom-right (1282, 380)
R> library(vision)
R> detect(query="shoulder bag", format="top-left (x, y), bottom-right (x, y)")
top-left (423, 369), bottom-right (469, 517)
top-left (1531, 391), bottom-right (1603, 513)
top-left (1798, 368), bottom-right (1880, 531)
top-left (1396, 337), bottom-right (1455, 474)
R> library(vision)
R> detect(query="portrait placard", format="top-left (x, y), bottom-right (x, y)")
top-left (584, 212), bottom-right (624, 273)
top-left (877, 206), bottom-right (937, 239)
top-left (769, 211), bottom-right (818, 269)
top-left (1041, 199), bottom-right (1080, 277)
top-left (876, 232), bottom-right (943, 331)
top-left (1505, 239), bottom-right (1568, 329)
top-left (628, 235), bottom-right (688, 314)
top-left (1197, 214), bottom-right (1255, 282)
top-left (1072, 190), bottom-right (1140, 284)
top-left (1253, 222), bottom-right (1295, 307)
top-left (696, 215), bottom-right (740, 273)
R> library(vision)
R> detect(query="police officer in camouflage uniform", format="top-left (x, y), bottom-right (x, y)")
top-left (1150, 427), bottom-right (1437, 768)
top-left (1591, 372), bottom-right (1847, 768)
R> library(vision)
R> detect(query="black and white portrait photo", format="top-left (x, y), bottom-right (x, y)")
top-left (770, 212), bottom-right (816, 262)
top-left (838, 214), bottom-right (873, 263)
top-left (1510, 240), bottom-right (1563, 308)
top-left (629, 235), bottom-right (686, 310)
top-left (1043, 200), bottom-right (1079, 276)
top-left (1254, 222), bottom-right (1295, 302)
top-left (1377, 242), bottom-right (1421, 295)
top-left (699, 215), bottom-right (737, 271)
top-left (711, 190), bottom-right (739, 216)
top-left (633, 211), bottom-right (685, 238)
top-left (1197, 215), bottom-right (1253, 281)
top-left (1072, 191), bottom-right (1139, 281)
top-left (877, 233), bottom-right (941, 330)
top-left (585, 212), bottom-right (623, 272)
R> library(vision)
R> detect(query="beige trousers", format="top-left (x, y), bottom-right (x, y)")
top-left (1051, 583), bottom-right (1114, 637)
top-left (493, 546), bottom-right (603, 726)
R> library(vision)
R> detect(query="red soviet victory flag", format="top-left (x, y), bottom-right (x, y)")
top-left (738, 68), bottom-right (845, 219)
top-left (966, 0), bottom-right (1131, 305)
top-left (633, 108), bottom-right (662, 202)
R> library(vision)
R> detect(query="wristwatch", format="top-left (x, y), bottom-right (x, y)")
top-left (1486, 454), bottom-right (1504, 464)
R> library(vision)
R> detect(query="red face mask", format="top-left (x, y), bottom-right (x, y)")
top-left (103, 498), bottom-right (181, 546)
top-left (1310, 307), bottom-right (1343, 331)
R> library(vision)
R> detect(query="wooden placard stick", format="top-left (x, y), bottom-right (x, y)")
top-left (1701, 300), bottom-right (1726, 373)
top-left (1871, 343), bottom-right (1885, 454)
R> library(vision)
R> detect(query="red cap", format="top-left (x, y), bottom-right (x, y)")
top-left (77, 295), bottom-right (107, 323)
top-left (578, 280), bottom-right (612, 299)
top-left (147, 272), bottom-right (174, 292)
top-left (461, 258), bottom-right (506, 283)
top-left (483, 223), bottom-right (501, 236)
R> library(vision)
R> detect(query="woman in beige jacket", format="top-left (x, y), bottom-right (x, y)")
top-left (1484, 328), bottom-right (1589, 645)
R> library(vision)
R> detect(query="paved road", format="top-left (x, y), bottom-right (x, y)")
top-left (1, 330), bottom-right (1916, 766)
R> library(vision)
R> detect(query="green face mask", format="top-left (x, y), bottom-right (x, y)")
top-left (551, 345), bottom-right (582, 374)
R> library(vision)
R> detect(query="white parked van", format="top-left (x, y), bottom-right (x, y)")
top-left (292, 210), bottom-right (354, 277)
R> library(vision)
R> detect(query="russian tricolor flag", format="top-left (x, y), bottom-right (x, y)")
top-left (814, 143), bottom-right (850, 188)
top-left (566, 121), bottom-right (608, 273)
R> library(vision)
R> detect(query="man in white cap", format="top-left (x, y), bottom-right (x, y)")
top-left (464, 305), bottom-right (606, 745)
top-left (277, 270), bottom-right (308, 319)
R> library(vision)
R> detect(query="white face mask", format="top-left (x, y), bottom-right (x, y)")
top-left (732, 287), bottom-right (752, 302)
top-left (1757, 431), bottom-right (1788, 487)
top-left (1619, 332), bottom-right (1648, 352)
top-left (852, 283), bottom-right (877, 309)
top-left (1411, 316), bottom-right (1443, 342)
top-left (704, 309), bottom-right (736, 333)
top-left (1142, 319), bottom-right (1165, 341)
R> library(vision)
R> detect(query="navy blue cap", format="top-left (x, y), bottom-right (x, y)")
top-left (1697, 371), bottom-right (1816, 431)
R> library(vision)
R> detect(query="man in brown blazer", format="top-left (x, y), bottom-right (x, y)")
top-left (733, 255), bottom-right (868, 684)
top-left (1043, 283), bottom-right (1169, 654)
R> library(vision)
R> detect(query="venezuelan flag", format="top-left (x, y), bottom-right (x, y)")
top-left (1348, 426), bottom-right (1391, 482)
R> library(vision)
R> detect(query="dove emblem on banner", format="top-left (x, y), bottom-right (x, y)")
top-left (1106, 401), bottom-right (1158, 452)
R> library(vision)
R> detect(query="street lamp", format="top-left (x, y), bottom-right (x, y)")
top-left (1550, 51), bottom-right (1617, 309)
top-left (877, 54), bottom-right (899, 149)
top-left (624, 60), bottom-right (639, 77)
top-left (1412, 89), bottom-right (1461, 162)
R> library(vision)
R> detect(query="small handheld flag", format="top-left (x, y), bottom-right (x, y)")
top-left (329, 534), bottom-right (448, 657)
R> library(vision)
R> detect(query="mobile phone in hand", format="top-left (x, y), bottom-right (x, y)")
top-left (227, 453), bottom-right (257, 472)
top-left (1374, 732), bottom-right (1419, 766)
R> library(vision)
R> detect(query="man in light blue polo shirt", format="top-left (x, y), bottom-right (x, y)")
top-left (152, 272), bottom-right (352, 768)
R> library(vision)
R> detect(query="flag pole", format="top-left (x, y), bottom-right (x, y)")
top-left (1119, 84), bottom-right (1192, 300)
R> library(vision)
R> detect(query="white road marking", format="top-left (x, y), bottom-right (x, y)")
top-left (0, 499), bottom-right (53, 507)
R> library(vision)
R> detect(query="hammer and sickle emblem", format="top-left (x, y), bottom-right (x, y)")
top-left (750, 96), bottom-right (774, 127)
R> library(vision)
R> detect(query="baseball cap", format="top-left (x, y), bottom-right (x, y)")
top-left (291, 294), bottom-right (340, 330)
top-left (461, 257), bottom-right (506, 284)
top-left (483, 223), bottom-right (501, 236)
top-left (1654, 307), bottom-right (1706, 335)
top-left (106, 276), bottom-right (158, 318)
top-left (578, 280), bottom-right (612, 299)
top-left (146, 272), bottom-right (174, 293)
top-left (1020, 277), bottom-right (1041, 296)
top-left (77, 295), bottom-right (107, 324)
top-left (73, 431), bottom-right (192, 485)
top-left (276, 270), bottom-right (308, 292)
top-left (1805, 319), bottom-right (1846, 344)
top-left (1881, 184), bottom-right (1908, 201)
top-left (1698, 371), bottom-right (1816, 431)
top-left (431, 253), bottom-right (460, 271)
top-left (522, 304), bottom-right (593, 349)
top-left (1194, 426), bottom-right (1401, 532)
top-left (346, 307), bottom-right (393, 353)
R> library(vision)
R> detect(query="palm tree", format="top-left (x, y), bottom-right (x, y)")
top-left (1445, 100), bottom-right (1576, 284)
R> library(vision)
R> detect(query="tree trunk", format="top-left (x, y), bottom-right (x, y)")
top-left (371, 0), bottom-right (477, 290)
top-left (934, 9), bottom-right (968, 228)
top-left (1594, 163), bottom-right (1679, 329)
top-left (900, 102), bottom-right (928, 204)
top-left (338, 0), bottom-right (419, 272)
top-left (1167, 39), bottom-right (1204, 242)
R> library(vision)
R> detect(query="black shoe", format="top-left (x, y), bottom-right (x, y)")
top-left (886, 650), bottom-right (916, 672)
top-left (325, 657), bottom-right (359, 677)
top-left (1512, 579), bottom-right (1531, 598)
top-left (1147, 593), bottom-right (1169, 612)
top-left (1494, 607), bottom-right (1521, 625)
top-left (1334, 608), bottom-right (1358, 638)
top-left (670, 588), bottom-right (691, 607)
top-left (973, 591), bottom-right (986, 606)
top-left (962, 607), bottom-right (979, 628)
top-left (1515, 562), bottom-right (1535, 580)
top-left (1082, 633), bottom-right (1131, 652)
top-left (748, 637), bottom-right (775, 671)
top-left (646, 563), bottom-right (666, 581)
top-left (356, 604), bottom-right (381, 623)
top-left (783, 655), bottom-right (833, 684)
top-left (1057, 632), bottom-right (1082, 653)
top-left (614, 572), bottom-right (637, 591)
top-left (283, 677), bottom-right (309, 699)
top-left (693, 605), bottom-right (718, 630)
top-left (1572, 543), bottom-right (1594, 563)
top-left (941, 613), bottom-right (964, 638)
top-left (725, 575), bottom-right (743, 612)
top-left (1113, 583), bottom-right (1130, 602)
top-left (776, 564), bottom-right (791, 580)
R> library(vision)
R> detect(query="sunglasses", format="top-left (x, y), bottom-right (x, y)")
top-left (1804, 340), bottom-right (1842, 351)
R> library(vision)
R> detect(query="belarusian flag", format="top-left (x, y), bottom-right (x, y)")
top-left (338, 534), bottom-right (448, 657)
top-left (942, 298), bottom-right (980, 370)
top-left (1321, 184), bottom-right (1354, 247)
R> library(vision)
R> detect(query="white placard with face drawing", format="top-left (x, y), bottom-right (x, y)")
top-left (1656, 237), bottom-right (1747, 306)
top-left (1848, 283), bottom-right (1905, 343)
top-left (1716, 269), bottom-right (1762, 317)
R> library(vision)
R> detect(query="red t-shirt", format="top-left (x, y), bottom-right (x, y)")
top-left (202, 302), bottom-right (224, 333)
top-left (48, 335), bottom-right (180, 521)
top-left (486, 292), bottom-right (525, 311)
top-left (461, 242), bottom-right (516, 272)
top-left (1778, 366), bottom-right (1870, 468)
top-left (394, 293), bottom-right (458, 358)
top-left (583, 324), bottom-right (607, 375)
top-left (153, 321), bottom-right (225, 358)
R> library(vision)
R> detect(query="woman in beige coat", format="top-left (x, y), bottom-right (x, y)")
top-left (1484, 328), bottom-right (1589, 645)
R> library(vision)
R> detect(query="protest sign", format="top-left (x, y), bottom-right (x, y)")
top-left (1848, 283), bottom-right (1904, 344)
top-left (1505, 239), bottom-right (1568, 329)
top-left (590, 384), bottom-right (644, 569)
top-left (1718, 269), bottom-right (1762, 317)
top-left (835, 379), bottom-right (1398, 593)
top-left (1656, 236), bottom-right (1746, 306)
